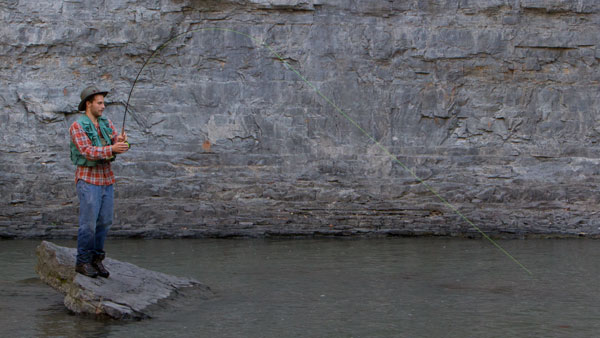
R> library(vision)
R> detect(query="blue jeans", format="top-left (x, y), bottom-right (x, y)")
top-left (76, 180), bottom-right (113, 265)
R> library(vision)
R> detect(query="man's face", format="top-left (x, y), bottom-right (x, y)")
top-left (87, 95), bottom-right (105, 118)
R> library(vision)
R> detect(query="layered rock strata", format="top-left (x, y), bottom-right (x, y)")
top-left (2, 1), bottom-right (600, 237)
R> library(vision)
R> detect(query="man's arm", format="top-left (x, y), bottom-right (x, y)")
top-left (70, 121), bottom-right (114, 161)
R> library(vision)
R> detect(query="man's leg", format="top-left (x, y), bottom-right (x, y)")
top-left (76, 180), bottom-right (100, 278)
top-left (92, 184), bottom-right (113, 278)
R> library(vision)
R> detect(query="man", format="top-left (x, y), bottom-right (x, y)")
top-left (69, 85), bottom-right (129, 278)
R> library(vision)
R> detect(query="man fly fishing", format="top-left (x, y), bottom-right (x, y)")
top-left (69, 85), bottom-right (130, 278)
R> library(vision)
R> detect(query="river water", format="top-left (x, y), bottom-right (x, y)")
top-left (1, 238), bottom-right (598, 337)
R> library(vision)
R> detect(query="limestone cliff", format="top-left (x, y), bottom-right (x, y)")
top-left (2, 0), bottom-right (600, 237)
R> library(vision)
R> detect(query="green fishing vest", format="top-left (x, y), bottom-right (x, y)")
top-left (70, 115), bottom-right (115, 167)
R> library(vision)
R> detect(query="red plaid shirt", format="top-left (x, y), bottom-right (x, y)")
top-left (69, 118), bottom-right (118, 185)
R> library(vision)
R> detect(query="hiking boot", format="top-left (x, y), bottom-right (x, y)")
top-left (75, 263), bottom-right (99, 278)
top-left (92, 254), bottom-right (110, 278)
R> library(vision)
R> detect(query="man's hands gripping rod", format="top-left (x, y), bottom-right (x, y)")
top-left (112, 132), bottom-right (130, 154)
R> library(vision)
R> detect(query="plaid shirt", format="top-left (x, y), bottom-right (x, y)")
top-left (69, 118), bottom-right (118, 185)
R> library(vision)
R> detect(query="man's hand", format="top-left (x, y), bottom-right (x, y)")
top-left (111, 142), bottom-right (129, 154)
top-left (117, 132), bottom-right (128, 143)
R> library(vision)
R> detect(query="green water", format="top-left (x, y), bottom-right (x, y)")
top-left (1, 238), bottom-right (598, 337)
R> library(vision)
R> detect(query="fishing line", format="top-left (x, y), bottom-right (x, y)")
top-left (122, 27), bottom-right (532, 275)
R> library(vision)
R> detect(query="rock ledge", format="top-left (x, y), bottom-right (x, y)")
top-left (35, 241), bottom-right (211, 319)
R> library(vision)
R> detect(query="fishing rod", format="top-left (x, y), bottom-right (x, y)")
top-left (122, 28), bottom-right (258, 135)
top-left (121, 32), bottom-right (185, 135)
top-left (121, 27), bottom-right (532, 275)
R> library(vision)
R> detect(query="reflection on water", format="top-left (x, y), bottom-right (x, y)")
top-left (1, 238), bottom-right (599, 338)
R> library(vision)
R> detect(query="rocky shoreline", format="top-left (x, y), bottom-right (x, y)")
top-left (4, 225), bottom-right (598, 240)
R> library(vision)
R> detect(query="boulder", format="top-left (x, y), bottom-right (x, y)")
top-left (34, 241), bottom-right (212, 320)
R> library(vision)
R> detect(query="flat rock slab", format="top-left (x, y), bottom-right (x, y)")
top-left (35, 241), bottom-right (212, 320)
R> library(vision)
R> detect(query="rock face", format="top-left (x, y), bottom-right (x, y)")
top-left (34, 241), bottom-right (211, 319)
top-left (3, 1), bottom-right (600, 237)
